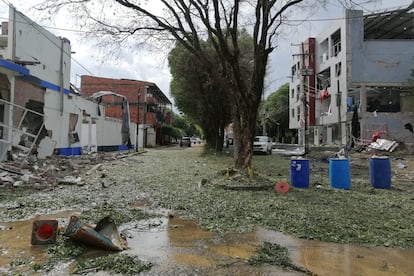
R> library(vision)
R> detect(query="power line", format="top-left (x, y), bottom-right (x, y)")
top-left (1, 2), bottom-right (411, 35)
top-left (0, 1), bottom-right (95, 80)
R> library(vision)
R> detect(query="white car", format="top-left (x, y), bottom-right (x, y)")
top-left (253, 136), bottom-right (272, 155)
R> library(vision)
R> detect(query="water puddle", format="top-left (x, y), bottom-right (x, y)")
top-left (124, 217), bottom-right (414, 275)
top-left (1, 210), bottom-right (413, 275)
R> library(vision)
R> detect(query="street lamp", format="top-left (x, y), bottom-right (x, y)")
top-left (135, 89), bottom-right (141, 152)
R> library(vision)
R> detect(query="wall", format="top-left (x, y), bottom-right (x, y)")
top-left (95, 117), bottom-right (137, 148)
top-left (8, 6), bottom-right (71, 91)
top-left (361, 112), bottom-right (414, 143)
top-left (44, 90), bottom-right (99, 149)
top-left (352, 40), bottom-right (413, 84)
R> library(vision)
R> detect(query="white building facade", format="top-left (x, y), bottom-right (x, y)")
top-left (289, 5), bottom-right (414, 149)
top-left (0, 5), bottom-right (137, 160)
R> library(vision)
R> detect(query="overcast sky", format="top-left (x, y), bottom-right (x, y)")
top-left (1, 0), bottom-right (412, 108)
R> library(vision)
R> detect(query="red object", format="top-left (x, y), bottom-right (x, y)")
top-left (275, 181), bottom-right (290, 193)
top-left (319, 89), bottom-right (330, 103)
top-left (31, 220), bottom-right (59, 245)
top-left (372, 132), bottom-right (381, 142)
top-left (37, 224), bottom-right (54, 240)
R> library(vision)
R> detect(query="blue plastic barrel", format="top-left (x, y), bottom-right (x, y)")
top-left (329, 158), bottom-right (350, 190)
top-left (290, 159), bottom-right (310, 188)
top-left (369, 157), bottom-right (391, 189)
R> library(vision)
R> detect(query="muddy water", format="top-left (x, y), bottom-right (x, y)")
top-left (1, 212), bottom-right (413, 276)
top-left (125, 217), bottom-right (414, 275)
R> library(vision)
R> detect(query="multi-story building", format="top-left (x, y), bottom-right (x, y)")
top-left (80, 76), bottom-right (172, 148)
top-left (289, 4), bottom-right (414, 148)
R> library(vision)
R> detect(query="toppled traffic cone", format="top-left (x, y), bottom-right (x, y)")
top-left (64, 215), bottom-right (127, 251)
top-left (31, 220), bottom-right (59, 245)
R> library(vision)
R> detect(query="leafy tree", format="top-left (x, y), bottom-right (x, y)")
top-left (169, 36), bottom-right (252, 151)
top-left (264, 83), bottom-right (290, 142)
top-left (161, 125), bottom-right (182, 140)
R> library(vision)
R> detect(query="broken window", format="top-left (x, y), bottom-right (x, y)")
top-left (335, 62), bottom-right (342, 76)
top-left (296, 84), bottom-right (300, 102)
top-left (317, 68), bottom-right (331, 90)
top-left (331, 29), bottom-right (341, 57)
top-left (23, 100), bottom-right (47, 145)
top-left (320, 38), bottom-right (329, 63)
top-left (366, 87), bottom-right (401, 113)
top-left (291, 65), bottom-right (296, 81)
top-left (297, 106), bottom-right (300, 122)
top-left (69, 113), bottom-right (80, 143)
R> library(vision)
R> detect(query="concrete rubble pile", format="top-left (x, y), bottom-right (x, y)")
top-left (0, 151), bottom-right (134, 190)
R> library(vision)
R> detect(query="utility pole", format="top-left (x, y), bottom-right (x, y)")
top-left (292, 42), bottom-right (312, 155)
top-left (135, 88), bottom-right (141, 152)
top-left (337, 79), bottom-right (343, 153)
top-left (301, 42), bottom-right (309, 155)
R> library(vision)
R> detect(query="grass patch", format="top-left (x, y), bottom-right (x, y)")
top-left (248, 242), bottom-right (311, 274)
top-left (145, 150), bottom-right (414, 248)
top-left (32, 235), bottom-right (86, 272)
top-left (74, 254), bottom-right (152, 275)
top-left (79, 201), bottom-right (157, 225)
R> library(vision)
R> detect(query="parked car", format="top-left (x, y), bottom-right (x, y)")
top-left (190, 137), bottom-right (202, 144)
top-left (180, 136), bottom-right (191, 147)
top-left (253, 135), bottom-right (272, 155)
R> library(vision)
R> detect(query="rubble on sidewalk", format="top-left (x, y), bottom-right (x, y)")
top-left (0, 150), bottom-right (136, 189)
top-left (368, 138), bottom-right (399, 152)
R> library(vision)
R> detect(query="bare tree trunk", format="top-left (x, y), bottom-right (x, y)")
top-left (232, 96), bottom-right (259, 169)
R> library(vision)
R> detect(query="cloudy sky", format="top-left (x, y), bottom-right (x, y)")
top-left (0, 0), bottom-right (412, 108)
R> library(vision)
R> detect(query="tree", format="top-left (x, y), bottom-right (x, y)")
top-left (169, 33), bottom-right (256, 151)
top-left (40, 1), bottom-right (373, 170)
top-left (169, 42), bottom-right (231, 151)
top-left (262, 83), bottom-right (290, 142)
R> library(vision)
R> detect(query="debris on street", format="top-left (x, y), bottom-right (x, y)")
top-left (64, 215), bottom-right (127, 251)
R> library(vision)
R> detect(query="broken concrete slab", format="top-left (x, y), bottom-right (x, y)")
top-left (37, 137), bottom-right (57, 159)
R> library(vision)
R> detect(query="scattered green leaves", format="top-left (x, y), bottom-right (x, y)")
top-left (74, 253), bottom-right (152, 275)
top-left (248, 242), bottom-right (309, 274)
top-left (32, 234), bottom-right (86, 272)
top-left (80, 201), bottom-right (156, 225)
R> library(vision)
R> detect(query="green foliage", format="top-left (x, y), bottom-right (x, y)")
top-left (172, 113), bottom-right (190, 130)
top-left (80, 202), bottom-right (157, 225)
top-left (32, 235), bottom-right (86, 272)
top-left (248, 242), bottom-right (291, 267)
top-left (169, 32), bottom-right (255, 150)
top-left (248, 242), bottom-right (308, 273)
top-left (161, 124), bottom-right (182, 139)
top-left (74, 254), bottom-right (152, 275)
top-left (257, 83), bottom-right (291, 140)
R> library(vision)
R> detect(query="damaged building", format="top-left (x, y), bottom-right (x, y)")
top-left (289, 3), bottom-right (414, 149)
top-left (0, 5), bottom-right (172, 161)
